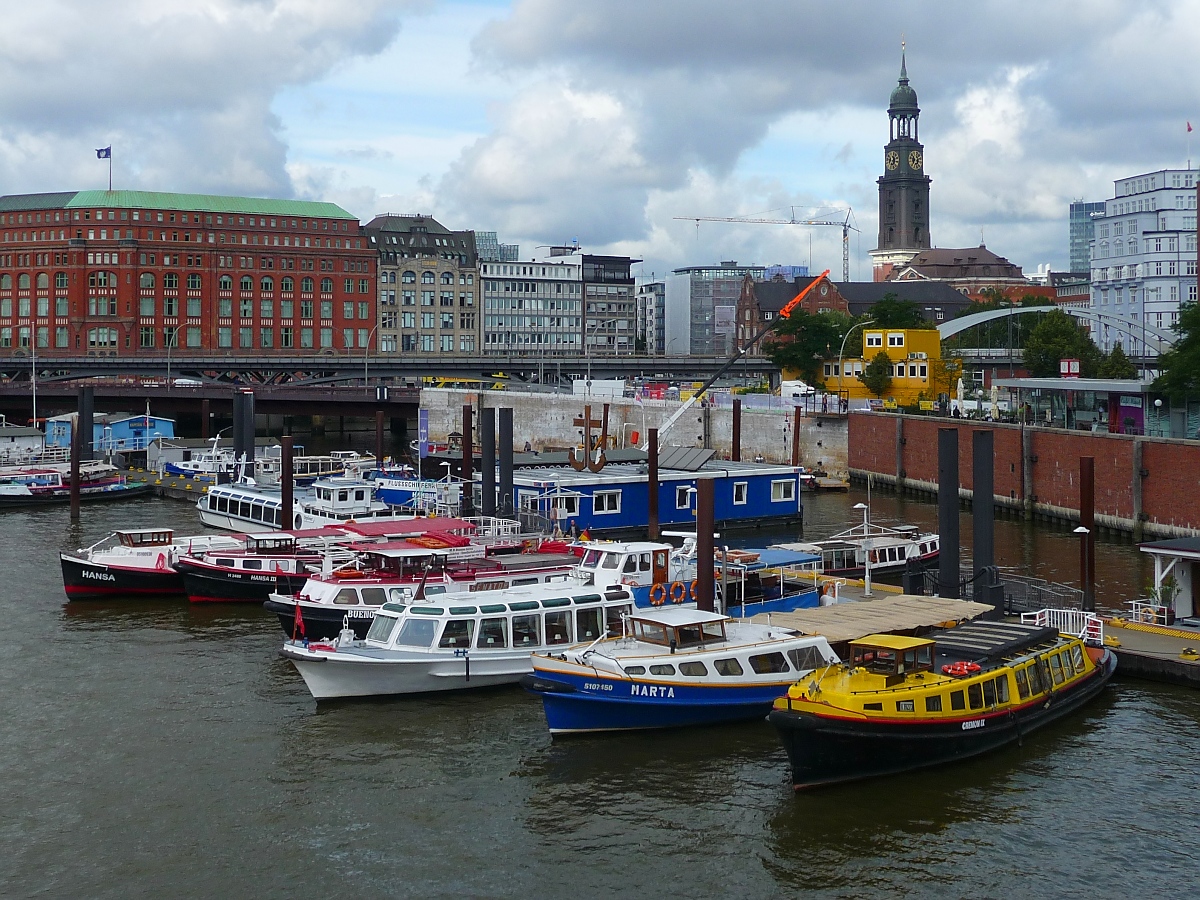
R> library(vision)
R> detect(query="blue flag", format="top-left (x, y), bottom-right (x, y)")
top-left (96, 146), bottom-right (111, 159)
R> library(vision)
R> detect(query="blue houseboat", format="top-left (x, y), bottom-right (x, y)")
top-left (496, 451), bottom-right (803, 536)
top-left (46, 412), bottom-right (176, 454)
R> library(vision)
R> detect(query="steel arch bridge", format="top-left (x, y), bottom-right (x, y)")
top-left (937, 306), bottom-right (1177, 353)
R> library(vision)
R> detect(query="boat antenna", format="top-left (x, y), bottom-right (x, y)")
top-left (414, 560), bottom-right (432, 601)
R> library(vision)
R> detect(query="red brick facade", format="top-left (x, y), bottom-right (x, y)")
top-left (0, 191), bottom-right (375, 358)
top-left (849, 412), bottom-right (1200, 536)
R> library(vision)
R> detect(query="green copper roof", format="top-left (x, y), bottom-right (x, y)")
top-left (65, 190), bottom-right (357, 219)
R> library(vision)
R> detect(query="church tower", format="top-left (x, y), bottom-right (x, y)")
top-left (870, 51), bottom-right (932, 281)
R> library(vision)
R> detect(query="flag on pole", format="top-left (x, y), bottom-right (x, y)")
top-left (96, 146), bottom-right (111, 159)
top-left (292, 601), bottom-right (306, 641)
top-left (1188, 122), bottom-right (1193, 133)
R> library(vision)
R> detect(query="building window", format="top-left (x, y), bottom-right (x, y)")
top-left (321, 277), bottom-right (333, 293)
top-left (300, 300), bottom-right (313, 319)
top-left (240, 327), bottom-right (253, 348)
top-left (186, 327), bottom-right (201, 348)
top-left (281, 327), bottom-right (294, 348)
top-left (188, 273), bottom-right (202, 290)
top-left (260, 299), bottom-right (273, 318)
top-left (676, 486), bottom-right (694, 510)
top-left (55, 326), bottom-right (68, 348)
top-left (218, 298), bottom-right (232, 317)
top-left (260, 327), bottom-right (273, 348)
top-left (320, 300), bottom-right (333, 318)
top-left (300, 327), bottom-right (313, 348)
top-left (733, 482), bottom-right (748, 505)
top-left (240, 298), bottom-right (253, 318)
top-left (865, 333), bottom-right (883, 347)
top-left (771, 479), bottom-right (796, 502)
top-left (280, 299), bottom-right (293, 318)
top-left (56, 297), bottom-right (68, 316)
top-left (343, 301), bottom-right (353, 319)
top-left (420, 334), bottom-right (434, 352)
top-left (359, 301), bottom-right (369, 319)
top-left (187, 297), bottom-right (201, 317)
top-left (320, 328), bottom-right (333, 348)
top-left (594, 490), bottom-right (621, 514)
top-left (343, 328), bottom-right (354, 348)
top-left (301, 277), bottom-right (314, 293)
top-left (218, 327), bottom-right (232, 348)
top-left (140, 297), bottom-right (155, 316)
top-left (887, 332), bottom-right (905, 347)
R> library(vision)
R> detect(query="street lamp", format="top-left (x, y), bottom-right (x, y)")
top-left (837, 318), bottom-right (874, 412)
top-left (363, 324), bottom-right (381, 391)
top-left (1074, 525), bottom-right (1092, 611)
top-left (854, 501), bottom-right (873, 597)
top-left (165, 325), bottom-right (183, 390)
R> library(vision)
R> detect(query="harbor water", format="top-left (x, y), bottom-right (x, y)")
top-left (3, 488), bottom-right (1198, 898)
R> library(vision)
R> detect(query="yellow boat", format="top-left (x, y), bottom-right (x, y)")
top-left (768, 619), bottom-right (1116, 790)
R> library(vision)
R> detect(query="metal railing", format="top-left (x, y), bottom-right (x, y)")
top-left (1020, 608), bottom-right (1105, 645)
top-left (912, 566), bottom-right (1084, 614)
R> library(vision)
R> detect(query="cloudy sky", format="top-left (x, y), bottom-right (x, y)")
top-left (1, 0), bottom-right (1197, 278)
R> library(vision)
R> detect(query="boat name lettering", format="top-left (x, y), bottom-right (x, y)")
top-left (630, 684), bottom-right (675, 698)
top-left (82, 569), bottom-right (116, 581)
top-left (961, 719), bottom-right (985, 731)
top-left (344, 609), bottom-right (375, 618)
top-left (583, 682), bottom-right (613, 692)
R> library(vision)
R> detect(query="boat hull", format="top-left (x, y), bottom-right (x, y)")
top-left (521, 670), bottom-right (793, 734)
top-left (0, 482), bottom-right (154, 508)
top-left (282, 644), bottom-right (531, 699)
top-left (176, 560), bottom-right (309, 604)
top-left (769, 649), bottom-right (1116, 790)
top-left (60, 553), bottom-right (185, 600)
top-left (264, 597), bottom-right (378, 640)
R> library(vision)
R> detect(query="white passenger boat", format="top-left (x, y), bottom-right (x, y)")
top-left (523, 607), bottom-right (839, 734)
top-left (280, 582), bottom-right (636, 699)
top-left (774, 522), bottom-right (938, 579)
top-left (197, 476), bottom-right (419, 532)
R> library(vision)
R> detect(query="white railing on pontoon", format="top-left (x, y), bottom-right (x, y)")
top-left (1021, 608), bottom-right (1105, 646)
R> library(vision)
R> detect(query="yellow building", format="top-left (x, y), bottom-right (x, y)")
top-left (819, 327), bottom-right (946, 405)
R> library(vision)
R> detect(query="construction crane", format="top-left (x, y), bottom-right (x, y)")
top-left (674, 207), bottom-right (859, 281)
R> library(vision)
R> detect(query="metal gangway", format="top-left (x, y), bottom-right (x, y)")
top-left (1021, 608), bottom-right (1105, 646)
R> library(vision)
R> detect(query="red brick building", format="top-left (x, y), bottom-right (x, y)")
top-left (0, 190), bottom-right (375, 358)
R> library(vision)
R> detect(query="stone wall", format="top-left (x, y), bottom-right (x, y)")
top-left (421, 388), bottom-right (848, 475)
top-left (848, 411), bottom-right (1200, 538)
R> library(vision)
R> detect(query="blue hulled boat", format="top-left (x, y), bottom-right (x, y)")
top-left (521, 607), bottom-right (838, 734)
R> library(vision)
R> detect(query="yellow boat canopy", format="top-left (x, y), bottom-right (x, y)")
top-left (848, 633), bottom-right (936, 652)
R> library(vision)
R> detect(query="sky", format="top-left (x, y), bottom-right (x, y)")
top-left (1, 0), bottom-right (1198, 280)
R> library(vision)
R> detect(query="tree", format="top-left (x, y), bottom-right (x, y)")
top-left (868, 293), bottom-right (930, 329)
top-left (1099, 342), bottom-right (1136, 379)
top-left (1022, 309), bottom-right (1103, 377)
top-left (928, 355), bottom-right (962, 399)
top-left (1155, 302), bottom-right (1200, 400)
top-left (859, 350), bottom-right (894, 397)
top-left (764, 309), bottom-right (854, 386)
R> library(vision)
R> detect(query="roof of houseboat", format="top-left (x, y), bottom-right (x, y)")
top-left (509, 459), bottom-right (800, 487)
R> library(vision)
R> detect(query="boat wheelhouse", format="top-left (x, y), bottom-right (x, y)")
top-left (280, 582), bottom-right (637, 699)
top-left (522, 607), bottom-right (839, 734)
top-left (175, 532), bottom-right (341, 603)
top-left (60, 528), bottom-right (245, 599)
top-left (769, 616), bottom-right (1116, 790)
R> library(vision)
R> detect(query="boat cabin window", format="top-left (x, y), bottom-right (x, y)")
top-left (215, 558), bottom-right (235, 567)
top-left (714, 658), bottom-right (743, 676)
top-left (243, 559), bottom-right (263, 571)
top-left (601, 553), bottom-right (619, 569)
top-left (240, 501), bottom-right (253, 519)
top-left (678, 662), bottom-right (707, 676)
top-left (361, 588), bottom-right (387, 606)
top-left (333, 588), bottom-right (359, 605)
top-left (982, 680), bottom-right (996, 707)
top-left (477, 618), bottom-right (507, 648)
top-left (967, 683), bottom-right (983, 710)
top-left (394, 618), bottom-right (438, 647)
top-left (649, 664), bottom-right (674, 676)
top-left (1026, 661), bottom-right (1044, 695)
top-left (576, 608), bottom-right (602, 640)
top-left (622, 556), bottom-right (637, 574)
top-left (925, 695), bottom-right (942, 712)
top-left (995, 675), bottom-right (1009, 703)
top-left (1015, 667), bottom-right (1030, 699)
top-left (545, 611), bottom-right (571, 645)
top-left (631, 619), bottom-right (669, 645)
top-left (1060, 650), bottom-right (1075, 677)
top-left (605, 605), bottom-right (629, 637)
top-left (850, 642), bottom-right (932, 676)
top-left (623, 665), bottom-right (646, 675)
top-left (355, 489), bottom-right (365, 501)
top-left (512, 614), bottom-right (541, 646)
top-left (749, 652), bottom-right (790, 675)
top-left (512, 577), bottom-right (539, 587)
top-left (582, 550), bottom-right (602, 568)
top-left (365, 615), bottom-right (399, 644)
top-left (950, 690), bottom-right (965, 710)
top-left (438, 619), bottom-right (474, 648)
top-left (1049, 654), bottom-right (1064, 685)
top-left (787, 646), bottom-right (827, 672)
top-left (1071, 645), bottom-right (1085, 671)
top-left (217, 496), bottom-right (229, 513)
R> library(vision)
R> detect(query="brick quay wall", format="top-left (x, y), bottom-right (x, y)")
top-left (848, 411), bottom-right (1200, 539)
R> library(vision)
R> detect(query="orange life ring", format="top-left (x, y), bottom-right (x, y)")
top-left (941, 661), bottom-right (982, 678)
top-left (670, 581), bottom-right (687, 603)
top-left (688, 580), bottom-right (699, 601)
top-left (649, 583), bottom-right (667, 606)
top-left (333, 568), bottom-right (363, 579)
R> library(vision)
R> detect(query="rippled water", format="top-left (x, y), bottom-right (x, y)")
top-left (2, 492), bottom-right (1197, 898)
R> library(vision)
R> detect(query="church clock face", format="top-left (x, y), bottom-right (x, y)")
top-left (885, 150), bottom-right (900, 171)
top-left (908, 150), bottom-right (923, 170)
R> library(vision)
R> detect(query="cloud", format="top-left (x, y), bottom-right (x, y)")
top-left (438, 0), bottom-right (1200, 273)
top-left (0, 0), bottom-right (421, 199)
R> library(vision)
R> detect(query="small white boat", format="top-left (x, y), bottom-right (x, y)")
top-left (60, 528), bottom-right (245, 599)
top-left (774, 522), bottom-right (938, 579)
top-left (197, 477), bottom-right (420, 532)
top-left (522, 608), bottom-right (838, 734)
top-left (280, 582), bottom-right (637, 700)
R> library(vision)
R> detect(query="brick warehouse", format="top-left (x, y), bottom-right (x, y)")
top-left (0, 190), bottom-right (376, 358)
top-left (848, 411), bottom-right (1200, 539)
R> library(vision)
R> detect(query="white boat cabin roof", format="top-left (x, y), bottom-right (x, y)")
top-left (115, 529), bottom-right (176, 547)
top-left (630, 607), bottom-right (728, 628)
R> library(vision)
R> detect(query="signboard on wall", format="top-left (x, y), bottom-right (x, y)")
top-left (1059, 358), bottom-right (1081, 377)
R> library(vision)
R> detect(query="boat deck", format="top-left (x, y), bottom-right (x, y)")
top-left (1104, 618), bottom-right (1200, 688)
